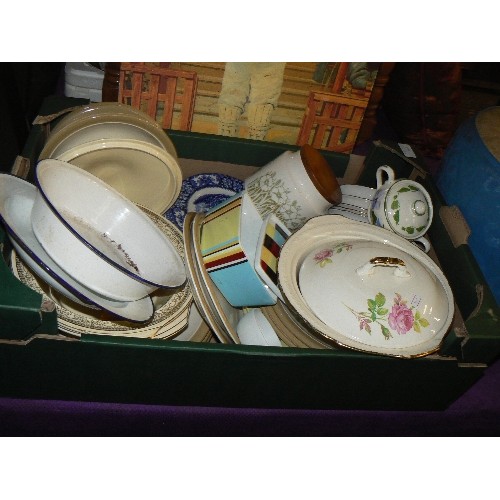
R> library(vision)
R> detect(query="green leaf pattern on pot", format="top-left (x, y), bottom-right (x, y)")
top-left (345, 292), bottom-right (429, 340)
top-left (247, 171), bottom-right (306, 230)
top-left (390, 185), bottom-right (421, 233)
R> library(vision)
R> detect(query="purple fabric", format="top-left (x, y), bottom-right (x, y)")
top-left (1, 357), bottom-right (499, 436)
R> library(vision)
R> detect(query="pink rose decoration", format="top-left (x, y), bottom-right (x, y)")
top-left (388, 303), bottom-right (414, 334)
top-left (314, 249), bottom-right (333, 262)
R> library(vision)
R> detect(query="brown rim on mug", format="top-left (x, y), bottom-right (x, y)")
top-left (300, 144), bottom-right (342, 205)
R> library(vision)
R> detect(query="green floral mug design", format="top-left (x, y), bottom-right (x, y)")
top-left (247, 171), bottom-right (306, 230)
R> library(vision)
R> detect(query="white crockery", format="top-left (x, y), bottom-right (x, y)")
top-left (236, 308), bottom-right (282, 347)
top-left (39, 102), bottom-right (178, 160)
top-left (278, 215), bottom-right (454, 358)
top-left (369, 166), bottom-right (434, 246)
top-left (0, 174), bottom-right (155, 322)
top-left (32, 159), bottom-right (186, 302)
top-left (244, 144), bottom-right (342, 231)
top-left (340, 194), bottom-right (372, 212)
top-left (328, 206), bottom-right (370, 224)
top-left (55, 138), bottom-right (182, 215)
top-left (10, 206), bottom-right (193, 333)
top-left (340, 184), bottom-right (376, 201)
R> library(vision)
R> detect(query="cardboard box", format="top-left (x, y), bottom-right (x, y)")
top-left (0, 96), bottom-right (494, 411)
top-left (360, 140), bottom-right (500, 364)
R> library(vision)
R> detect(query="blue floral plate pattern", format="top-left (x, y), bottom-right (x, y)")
top-left (164, 173), bottom-right (244, 229)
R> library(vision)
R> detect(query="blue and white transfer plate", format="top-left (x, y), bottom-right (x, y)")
top-left (164, 173), bottom-right (244, 229)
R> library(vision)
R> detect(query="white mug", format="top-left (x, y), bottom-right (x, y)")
top-left (244, 145), bottom-right (341, 231)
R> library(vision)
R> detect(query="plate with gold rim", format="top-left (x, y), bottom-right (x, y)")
top-left (183, 211), bottom-right (241, 344)
top-left (191, 212), bottom-right (243, 344)
top-left (182, 212), bottom-right (233, 343)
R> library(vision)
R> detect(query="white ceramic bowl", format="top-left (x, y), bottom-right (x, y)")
top-left (55, 138), bottom-right (182, 214)
top-left (31, 159), bottom-right (186, 302)
top-left (236, 308), bottom-right (282, 347)
top-left (0, 174), bottom-right (155, 322)
top-left (39, 102), bottom-right (178, 160)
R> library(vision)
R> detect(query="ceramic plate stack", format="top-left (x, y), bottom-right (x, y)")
top-left (9, 207), bottom-right (212, 342)
top-left (182, 212), bottom-right (243, 344)
top-left (38, 102), bottom-right (182, 215)
top-left (260, 301), bottom-right (332, 349)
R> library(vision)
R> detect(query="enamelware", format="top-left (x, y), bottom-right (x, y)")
top-left (0, 176), bottom-right (156, 322)
top-left (165, 173), bottom-right (244, 229)
top-left (55, 138), bottom-right (182, 214)
top-left (11, 206), bottom-right (193, 336)
top-left (278, 215), bottom-right (454, 358)
top-left (0, 175), bottom-right (88, 307)
top-left (32, 159), bottom-right (186, 302)
top-left (200, 192), bottom-right (277, 307)
top-left (244, 144), bottom-right (342, 231)
top-left (12, 251), bottom-right (188, 337)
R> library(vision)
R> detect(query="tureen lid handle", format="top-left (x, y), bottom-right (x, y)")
top-left (356, 256), bottom-right (411, 278)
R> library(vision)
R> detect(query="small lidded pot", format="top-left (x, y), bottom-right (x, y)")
top-left (369, 166), bottom-right (433, 251)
